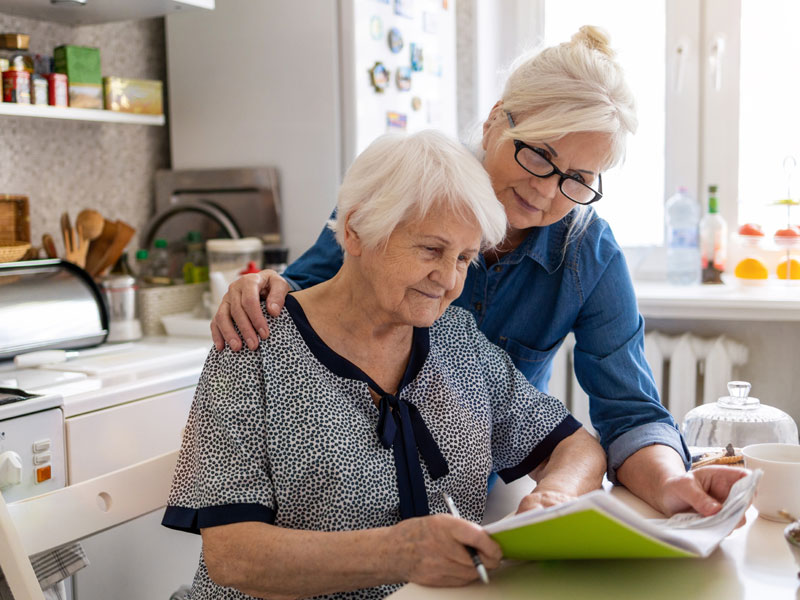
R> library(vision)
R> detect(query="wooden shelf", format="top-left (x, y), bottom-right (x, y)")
top-left (0, 103), bottom-right (165, 125)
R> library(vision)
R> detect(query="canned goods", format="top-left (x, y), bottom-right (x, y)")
top-left (3, 69), bottom-right (30, 103)
top-left (46, 72), bottom-right (67, 106)
top-left (31, 74), bottom-right (48, 105)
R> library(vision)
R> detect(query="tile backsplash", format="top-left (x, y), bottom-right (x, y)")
top-left (0, 13), bottom-right (169, 258)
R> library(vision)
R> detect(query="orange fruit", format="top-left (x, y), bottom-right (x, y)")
top-left (734, 258), bottom-right (769, 279)
top-left (777, 258), bottom-right (800, 279)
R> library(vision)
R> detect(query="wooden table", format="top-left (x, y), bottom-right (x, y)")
top-left (389, 479), bottom-right (800, 600)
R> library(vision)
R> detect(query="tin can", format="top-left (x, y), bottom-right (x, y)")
top-left (31, 74), bottom-right (48, 105)
top-left (46, 72), bottom-right (67, 106)
top-left (3, 69), bottom-right (30, 103)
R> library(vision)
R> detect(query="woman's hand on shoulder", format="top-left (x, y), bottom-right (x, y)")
top-left (390, 514), bottom-right (501, 586)
top-left (210, 269), bottom-right (291, 352)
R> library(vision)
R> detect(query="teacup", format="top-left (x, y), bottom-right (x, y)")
top-left (742, 443), bottom-right (800, 521)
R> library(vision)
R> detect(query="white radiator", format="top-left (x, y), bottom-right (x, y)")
top-left (550, 332), bottom-right (749, 434)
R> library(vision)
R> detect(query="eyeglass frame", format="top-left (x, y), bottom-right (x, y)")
top-left (505, 112), bottom-right (603, 205)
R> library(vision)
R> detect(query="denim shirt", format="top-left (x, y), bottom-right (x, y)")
top-left (283, 208), bottom-right (691, 481)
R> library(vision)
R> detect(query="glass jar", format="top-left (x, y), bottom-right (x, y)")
top-left (682, 381), bottom-right (799, 447)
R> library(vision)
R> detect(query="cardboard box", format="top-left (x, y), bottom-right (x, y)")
top-left (54, 45), bottom-right (102, 109)
top-left (103, 77), bottom-right (163, 115)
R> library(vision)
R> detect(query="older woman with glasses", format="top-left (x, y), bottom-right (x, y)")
top-left (210, 27), bottom-right (747, 519)
top-left (163, 130), bottom-right (606, 599)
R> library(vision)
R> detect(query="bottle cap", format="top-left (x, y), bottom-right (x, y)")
top-left (154, 239), bottom-right (167, 249)
top-left (136, 249), bottom-right (149, 260)
top-left (187, 231), bottom-right (203, 242)
top-left (239, 260), bottom-right (261, 275)
top-left (709, 184), bottom-right (718, 193)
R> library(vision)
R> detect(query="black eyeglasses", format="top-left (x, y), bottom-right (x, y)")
top-left (506, 112), bottom-right (603, 205)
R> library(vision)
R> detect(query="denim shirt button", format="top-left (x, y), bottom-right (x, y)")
top-left (493, 265), bottom-right (502, 272)
top-left (474, 302), bottom-right (482, 312)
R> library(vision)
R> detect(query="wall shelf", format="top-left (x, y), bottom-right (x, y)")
top-left (0, 103), bottom-right (165, 125)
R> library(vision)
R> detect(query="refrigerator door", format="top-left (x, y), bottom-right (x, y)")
top-left (340, 0), bottom-right (458, 163)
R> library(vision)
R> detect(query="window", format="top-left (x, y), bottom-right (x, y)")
top-left (738, 0), bottom-right (800, 235)
top-left (543, 0), bottom-right (666, 246)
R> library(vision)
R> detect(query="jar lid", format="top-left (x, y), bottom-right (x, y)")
top-left (101, 274), bottom-right (136, 288)
top-left (206, 237), bottom-right (263, 252)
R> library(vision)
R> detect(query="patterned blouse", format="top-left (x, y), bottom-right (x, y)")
top-left (162, 294), bottom-right (581, 599)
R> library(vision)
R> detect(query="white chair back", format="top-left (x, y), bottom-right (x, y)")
top-left (0, 449), bottom-right (179, 600)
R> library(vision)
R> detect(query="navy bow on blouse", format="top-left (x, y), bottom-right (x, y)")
top-left (376, 392), bottom-right (449, 519)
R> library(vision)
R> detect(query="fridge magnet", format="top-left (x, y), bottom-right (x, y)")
top-left (388, 27), bottom-right (404, 53)
top-left (394, 0), bottom-right (415, 19)
top-left (369, 62), bottom-right (390, 93)
top-left (369, 15), bottom-right (384, 40)
top-left (386, 111), bottom-right (408, 131)
top-left (410, 43), bottom-right (424, 71)
top-left (422, 11), bottom-right (438, 34)
top-left (411, 96), bottom-right (422, 111)
top-left (396, 66), bottom-right (412, 91)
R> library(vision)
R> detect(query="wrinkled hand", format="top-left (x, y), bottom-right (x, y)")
top-left (210, 269), bottom-right (291, 352)
top-left (659, 466), bottom-right (750, 525)
top-left (516, 489), bottom-right (576, 514)
top-left (392, 514), bottom-right (502, 587)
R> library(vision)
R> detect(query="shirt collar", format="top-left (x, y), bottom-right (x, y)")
top-left (495, 211), bottom-right (573, 274)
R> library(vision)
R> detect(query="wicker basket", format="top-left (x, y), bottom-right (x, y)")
top-left (0, 241), bottom-right (31, 263)
top-left (0, 195), bottom-right (30, 243)
top-left (138, 282), bottom-right (208, 336)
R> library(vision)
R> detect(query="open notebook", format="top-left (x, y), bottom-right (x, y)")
top-left (483, 470), bottom-right (761, 560)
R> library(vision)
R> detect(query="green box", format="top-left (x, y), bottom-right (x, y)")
top-left (54, 45), bottom-right (101, 84)
top-left (54, 45), bottom-right (102, 109)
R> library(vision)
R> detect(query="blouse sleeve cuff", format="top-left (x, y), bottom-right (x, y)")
top-left (161, 503), bottom-right (276, 535)
top-left (497, 415), bottom-right (582, 483)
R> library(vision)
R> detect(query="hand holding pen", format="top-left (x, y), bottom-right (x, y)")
top-left (441, 491), bottom-right (491, 584)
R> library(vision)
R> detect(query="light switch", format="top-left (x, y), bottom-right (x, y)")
top-left (33, 439), bottom-right (51, 453)
top-left (33, 452), bottom-right (52, 465)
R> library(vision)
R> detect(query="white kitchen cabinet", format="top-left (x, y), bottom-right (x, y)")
top-left (0, 0), bottom-right (213, 25)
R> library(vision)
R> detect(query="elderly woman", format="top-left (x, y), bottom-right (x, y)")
top-left (162, 130), bottom-right (605, 599)
top-left (210, 26), bottom-right (747, 517)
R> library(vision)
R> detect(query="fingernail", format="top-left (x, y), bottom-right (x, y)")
top-left (246, 338), bottom-right (257, 350)
top-left (227, 339), bottom-right (239, 351)
top-left (258, 328), bottom-right (267, 339)
top-left (269, 303), bottom-right (279, 313)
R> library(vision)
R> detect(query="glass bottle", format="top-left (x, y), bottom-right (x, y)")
top-left (700, 184), bottom-right (728, 284)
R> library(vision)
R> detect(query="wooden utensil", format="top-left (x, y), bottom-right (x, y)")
top-left (90, 220), bottom-right (136, 278)
top-left (61, 212), bottom-right (89, 268)
top-left (85, 219), bottom-right (117, 275)
top-left (76, 209), bottom-right (104, 242)
top-left (42, 234), bottom-right (58, 259)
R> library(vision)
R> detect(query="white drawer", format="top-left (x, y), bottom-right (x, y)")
top-left (65, 387), bottom-right (195, 483)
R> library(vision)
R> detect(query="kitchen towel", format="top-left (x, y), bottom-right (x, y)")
top-left (0, 541), bottom-right (89, 600)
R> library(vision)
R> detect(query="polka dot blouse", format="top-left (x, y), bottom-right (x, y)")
top-left (162, 294), bottom-right (581, 599)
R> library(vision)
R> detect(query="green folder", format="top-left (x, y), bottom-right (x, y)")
top-left (482, 474), bottom-right (761, 562)
top-left (489, 508), bottom-right (694, 560)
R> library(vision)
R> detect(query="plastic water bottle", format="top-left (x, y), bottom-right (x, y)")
top-left (148, 238), bottom-right (172, 286)
top-left (666, 186), bottom-right (701, 285)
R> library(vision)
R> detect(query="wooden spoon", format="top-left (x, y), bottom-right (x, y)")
top-left (76, 209), bottom-right (104, 242)
top-left (42, 234), bottom-right (58, 259)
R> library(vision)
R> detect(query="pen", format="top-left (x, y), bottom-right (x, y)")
top-left (441, 491), bottom-right (490, 585)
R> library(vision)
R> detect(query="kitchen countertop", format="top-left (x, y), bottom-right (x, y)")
top-left (634, 279), bottom-right (800, 321)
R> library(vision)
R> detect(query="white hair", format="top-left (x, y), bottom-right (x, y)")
top-left (499, 25), bottom-right (638, 170)
top-left (328, 130), bottom-right (507, 251)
